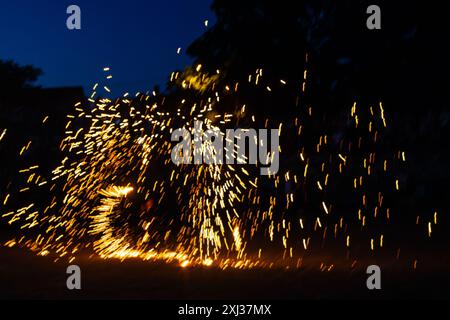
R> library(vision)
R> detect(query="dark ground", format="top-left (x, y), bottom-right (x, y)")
top-left (1, 245), bottom-right (449, 300)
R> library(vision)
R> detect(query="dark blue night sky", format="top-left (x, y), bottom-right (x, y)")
top-left (1, 0), bottom-right (213, 95)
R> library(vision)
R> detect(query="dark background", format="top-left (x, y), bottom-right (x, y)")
top-left (1, 0), bottom-right (449, 299)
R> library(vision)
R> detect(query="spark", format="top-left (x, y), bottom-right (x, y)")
top-left (0, 49), bottom-right (428, 271)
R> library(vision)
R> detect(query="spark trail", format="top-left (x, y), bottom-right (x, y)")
top-left (0, 60), bottom-right (436, 270)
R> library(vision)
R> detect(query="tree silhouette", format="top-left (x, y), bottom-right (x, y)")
top-left (0, 60), bottom-right (43, 102)
top-left (186, 0), bottom-right (447, 113)
top-left (187, 0), bottom-right (313, 83)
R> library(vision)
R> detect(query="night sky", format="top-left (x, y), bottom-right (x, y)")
top-left (0, 0), bottom-right (213, 94)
